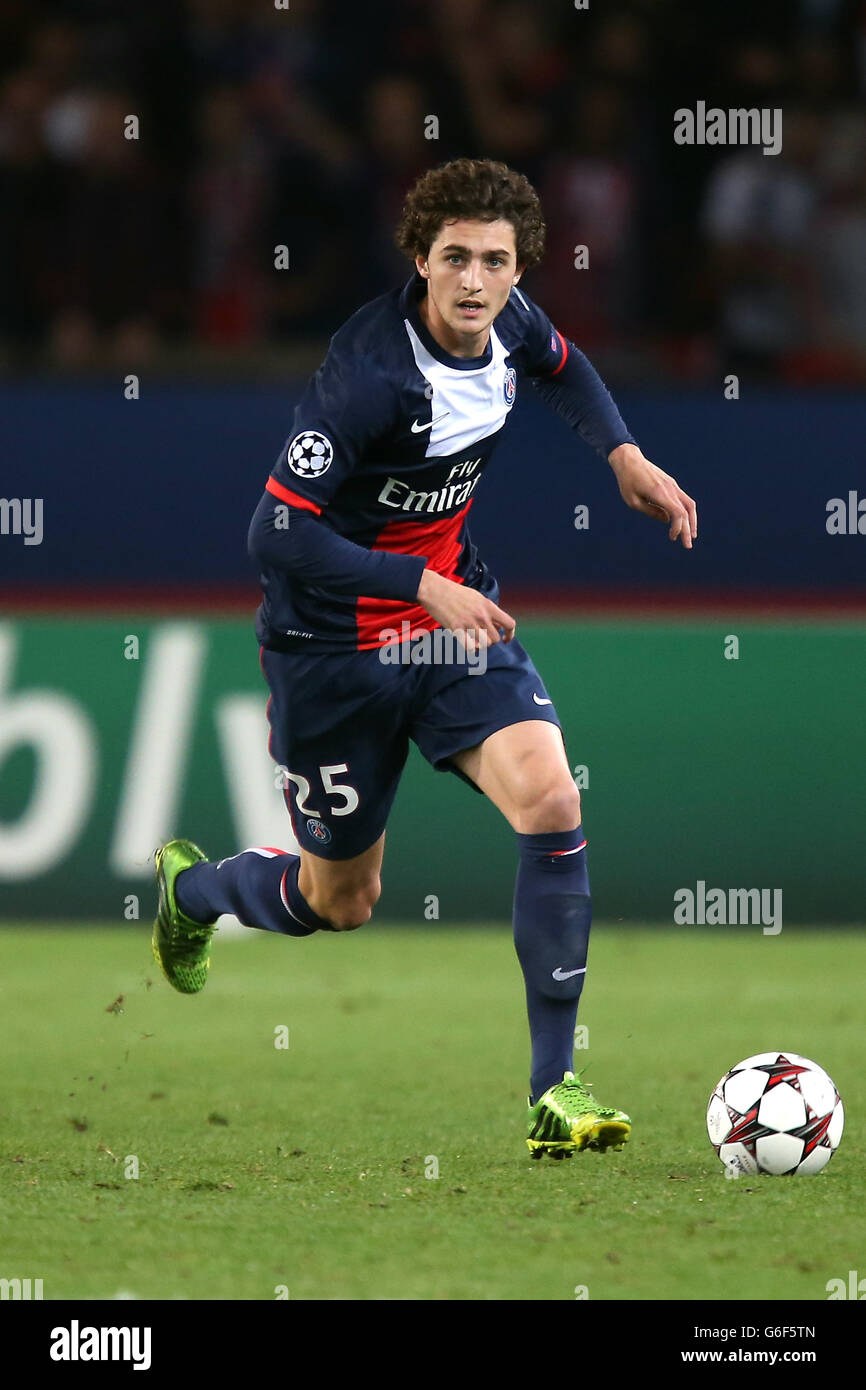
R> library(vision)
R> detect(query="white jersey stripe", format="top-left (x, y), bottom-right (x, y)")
top-left (402, 319), bottom-right (514, 457)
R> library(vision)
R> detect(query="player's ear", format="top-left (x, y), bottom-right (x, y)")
top-left (415, 254), bottom-right (430, 279)
top-left (513, 265), bottom-right (526, 285)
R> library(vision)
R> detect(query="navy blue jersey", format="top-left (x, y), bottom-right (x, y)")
top-left (253, 271), bottom-right (634, 652)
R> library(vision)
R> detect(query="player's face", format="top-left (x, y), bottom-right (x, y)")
top-left (415, 218), bottom-right (523, 358)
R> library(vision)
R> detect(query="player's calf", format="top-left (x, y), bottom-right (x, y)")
top-left (298, 841), bottom-right (384, 932)
top-left (303, 876), bottom-right (381, 931)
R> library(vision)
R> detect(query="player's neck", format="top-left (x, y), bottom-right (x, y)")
top-left (417, 291), bottom-right (490, 360)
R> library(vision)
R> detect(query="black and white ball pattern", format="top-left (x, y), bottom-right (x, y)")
top-left (707, 1051), bottom-right (844, 1176)
top-left (287, 430), bottom-right (333, 478)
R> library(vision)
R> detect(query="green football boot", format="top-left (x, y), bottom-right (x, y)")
top-left (152, 839), bottom-right (216, 994)
top-left (526, 1070), bottom-right (631, 1159)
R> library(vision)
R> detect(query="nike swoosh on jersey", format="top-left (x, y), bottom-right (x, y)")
top-left (533, 693), bottom-right (553, 705)
top-left (410, 412), bottom-right (451, 433)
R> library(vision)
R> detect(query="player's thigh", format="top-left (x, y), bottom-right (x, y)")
top-left (411, 635), bottom-right (581, 834)
top-left (262, 644), bottom-right (410, 860)
top-left (451, 719), bottom-right (581, 834)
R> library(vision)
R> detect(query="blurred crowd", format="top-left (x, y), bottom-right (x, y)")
top-left (1, 0), bottom-right (865, 381)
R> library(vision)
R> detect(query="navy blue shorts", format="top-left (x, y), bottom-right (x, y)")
top-left (260, 634), bottom-right (562, 860)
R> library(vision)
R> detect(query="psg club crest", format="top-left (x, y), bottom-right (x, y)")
top-left (503, 366), bottom-right (517, 406)
top-left (288, 430), bottom-right (333, 478)
top-left (306, 818), bottom-right (332, 845)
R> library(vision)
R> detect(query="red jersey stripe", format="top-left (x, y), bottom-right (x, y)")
top-left (355, 500), bottom-right (474, 650)
top-left (549, 329), bottom-right (569, 377)
top-left (265, 476), bottom-right (322, 515)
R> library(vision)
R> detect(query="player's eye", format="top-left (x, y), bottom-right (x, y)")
top-left (447, 255), bottom-right (463, 265)
top-left (486, 258), bottom-right (503, 268)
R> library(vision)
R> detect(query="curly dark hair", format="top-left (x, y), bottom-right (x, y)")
top-left (395, 158), bottom-right (546, 269)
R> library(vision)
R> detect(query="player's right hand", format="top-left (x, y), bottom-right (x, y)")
top-left (416, 568), bottom-right (516, 649)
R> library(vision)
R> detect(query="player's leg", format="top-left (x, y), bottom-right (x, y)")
top-left (153, 833), bottom-right (384, 993)
top-left (411, 636), bottom-right (629, 1155)
top-left (153, 644), bottom-right (407, 992)
top-left (451, 720), bottom-right (589, 1097)
top-left (449, 717), bottom-right (579, 834)
top-left (298, 834), bottom-right (384, 931)
top-left (174, 833), bottom-right (385, 934)
top-left (450, 719), bottom-right (629, 1155)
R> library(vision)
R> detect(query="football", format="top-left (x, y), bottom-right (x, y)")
top-left (706, 1051), bottom-right (844, 1176)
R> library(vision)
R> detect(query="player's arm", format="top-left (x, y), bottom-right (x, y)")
top-left (250, 490), bottom-right (515, 642)
top-left (249, 353), bottom-right (427, 601)
top-left (522, 311), bottom-right (697, 548)
top-left (249, 488), bottom-right (426, 601)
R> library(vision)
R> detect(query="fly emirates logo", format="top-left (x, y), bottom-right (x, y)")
top-left (378, 458), bottom-right (482, 514)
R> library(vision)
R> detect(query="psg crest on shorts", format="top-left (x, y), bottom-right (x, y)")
top-left (306, 818), bottom-right (332, 844)
top-left (503, 366), bottom-right (517, 406)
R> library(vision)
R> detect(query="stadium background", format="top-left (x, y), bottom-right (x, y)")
top-left (2, 0), bottom-right (864, 925)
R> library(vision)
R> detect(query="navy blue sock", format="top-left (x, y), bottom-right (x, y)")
top-left (175, 848), bottom-right (332, 936)
top-left (513, 827), bottom-right (591, 1103)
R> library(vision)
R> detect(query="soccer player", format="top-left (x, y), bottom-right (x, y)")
top-left (153, 158), bottom-right (697, 1158)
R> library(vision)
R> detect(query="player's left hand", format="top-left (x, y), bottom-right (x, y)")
top-left (607, 443), bottom-right (697, 549)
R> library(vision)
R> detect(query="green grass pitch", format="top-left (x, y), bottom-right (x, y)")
top-left (1, 923), bottom-right (863, 1301)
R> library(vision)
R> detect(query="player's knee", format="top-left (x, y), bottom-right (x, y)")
top-left (322, 875), bottom-right (381, 932)
top-left (515, 780), bottom-right (581, 835)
